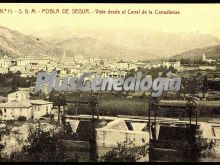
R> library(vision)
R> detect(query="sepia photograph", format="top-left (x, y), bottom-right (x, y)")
top-left (0, 3), bottom-right (220, 162)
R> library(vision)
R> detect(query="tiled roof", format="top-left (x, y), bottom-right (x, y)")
top-left (0, 99), bottom-right (52, 108)
top-left (30, 100), bottom-right (53, 105)
top-left (0, 100), bottom-right (32, 108)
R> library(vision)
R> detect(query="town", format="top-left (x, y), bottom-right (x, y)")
top-left (0, 49), bottom-right (219, 162)
top-left (1, 3), bottom-right (220, 162)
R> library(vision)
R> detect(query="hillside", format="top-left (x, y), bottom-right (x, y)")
top-left (0, 26), bottom-right (64, 58)
top-left (0, 26), bottom-right (158, 60)
top-left (1, 25), bottom-right (220, 60)
top-left (0, 48), bottom-right (12, 58)
top-left (33, 27), bottom-right (220, 58)
top-left (171, 44), bottom-right (220, 60)
top-left (55, 37), bottom-right (157, 60)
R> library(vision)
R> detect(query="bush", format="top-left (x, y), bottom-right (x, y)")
top-left (184, 129), bottom-right (217, 161)
top-left (17, 116), bottom-right (27, 121)
top-left (1, 126), bottom-right (79, 162)
top-left (100, 140), bottom-right (148, 162)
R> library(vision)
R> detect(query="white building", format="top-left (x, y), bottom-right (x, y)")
top-left (4, 89), bottom-right (54, 120)
top-left (201, 53), bottom-right (216, 64)
top-left (17, 57), bottom-right (50, 66)
top-left (7, 91), bottom-right (30, 102)
top-left (0, 55), bottom-right (12, 68)
top-left (30, 100), bottom-right (53, 119)
top-left (0, 100), bottom-right (32, 120)
top-left (162, 61), bottom-right (181, 70)
top-left (0, 99), bottom-right (53, 120)
top-left (60, 50), bottom-right (75, 65)
top-left (74, 54), bottom-right (88, 64)
top-left (17, 57), bottom-right (29, 66)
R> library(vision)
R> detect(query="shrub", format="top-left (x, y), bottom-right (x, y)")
top-left (100, 140), bottom-right (148, 162)
top-left (17, 116), bottom-right (27, 121)
top-left (1, 126), bottom-right (79, 162)
top-left (183, 129), bottom-right (217, 161)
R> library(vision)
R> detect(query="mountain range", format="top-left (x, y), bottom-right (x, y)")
top-left (0, 25), bottom-right (220, 60)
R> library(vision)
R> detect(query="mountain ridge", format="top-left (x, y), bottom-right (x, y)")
top-left (32, 27), bottom-right (220, 58)
top-left (1, 25), bottom-right (220, 60)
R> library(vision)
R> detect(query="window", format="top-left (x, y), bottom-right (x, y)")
top-left (213, 126), bottom-right (220, 138)
top-left (46, 106), bottom-right (48, 113)
top-left (4, 109), bottom-right (6, 113)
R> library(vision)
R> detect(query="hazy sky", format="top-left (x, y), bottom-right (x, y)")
top-left (0, 3), bottom-right (220, 38)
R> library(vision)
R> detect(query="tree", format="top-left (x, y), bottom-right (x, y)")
top-left (180, 59), bottom-right (190, 65)
top-left (17, 116), bottom-right (27, 121)
top-left (167, 65), bottom-right (177, 73)
top-left (16, 71), bottom-right (21, 76)
top-left (185, 76), bottom-right (203, 96)
top-left (0, 143), bottom-right (4, 161)
top-left (24, 127), bottom-right (64, 161)
top-left (5, 77), bottom-right (13, 87)
top-left (201, 75), bottom-right (208, 100)
top-left (3, 126), bottom-right (78, 162)
top-left (181, 77), bottom-right (186, 100)
top-left (181, 129), bottom-right (217, 161)
top-left (49, 90), bottom-right (62, 103)
top-left (100, 140), bottom-right (148, 162)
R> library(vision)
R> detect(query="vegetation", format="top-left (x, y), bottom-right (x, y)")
top-left (0, 71), bottom-right (36, 96)
top-left (180, 59), bottom-right (211, 65)
top-left (65, 94), bottom-right (220, 118)
top-left (17, 116), bottom-right (27, 121)
top-left (100, 140), bottom-right (148, 162)
top-left (0, 126), bottom-right (78, 162)
top-left (182, 129), bottom-right (217, 161)
top-left (0, 49), bottom-right (11, 58)
top-left (66, 98), bottom-right (148, 117)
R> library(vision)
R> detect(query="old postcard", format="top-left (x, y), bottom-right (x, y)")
top-left (0, 3), bottom-right (220, 162)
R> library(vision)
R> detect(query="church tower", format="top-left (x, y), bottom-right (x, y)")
top-left (62, 49), bottom-right (66, 59)
top-left (201, 53), bottom-right (206, 61)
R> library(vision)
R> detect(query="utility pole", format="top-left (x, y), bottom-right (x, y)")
top-left (148, 96), bottom-right (159, 141)
top-left (148, 95), bottom-right (160, 162)
top-left (186, 74), bottom-right (198, 126)
top-left (88, 92), bottom-right (99, 162)
top-left (186, 97), bottom-right (198, 126)
top-left (55, 93), bottom-right (66, 126)
top-left (75, 90), bottom-right (80, 116)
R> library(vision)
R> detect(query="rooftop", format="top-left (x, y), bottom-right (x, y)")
top-left (30, 100), bottom-right (53, 105)
top-left (0, 100), bottom-right (32, 108)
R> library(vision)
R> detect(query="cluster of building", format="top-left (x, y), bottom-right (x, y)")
top-left (0, 52), bottom-right (140, 78)
top-left (162, 54), bottom-right (220, 72)
top-left (0, 88), bottom-right (53, 120)
top-left (0, 51), bottom-right (219, 79)
top-left (0, 51), bottom-right (169, 79)
top-left (201, 53), bottom-right (216, 64)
